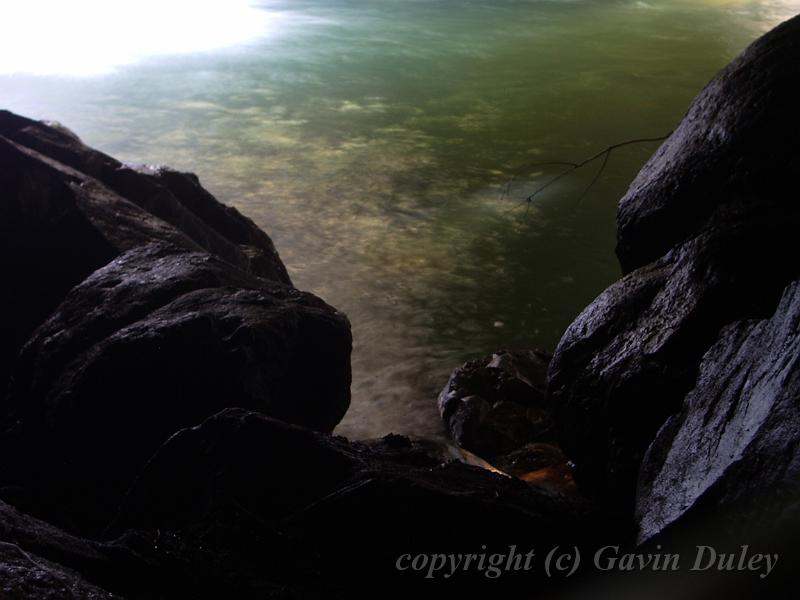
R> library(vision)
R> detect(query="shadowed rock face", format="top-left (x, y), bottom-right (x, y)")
top-left (0, 242), bottom-right (351, 534)
top-left (0, 110), bottom-right (291, 395)
top-left (0, 409), bottom-right (609, 599)
top-left (437, 350), bottom-right (554, 457)
top-left (437, 350), bottom-right (577, 493)
top-left (615, 16), bottom-right (800, 274)
top-left (0, 544), bottom-right (122, 600)
top-left (0, 112), bottom-right (352, 536)
top-left (548, 15), bottom-right (800, 508)
top-left (0, 135), bottom-right (190, 392)
top-left (0, 499), bottom-right (136, 600)
top-left (111, 408), bottom-right (604, 595)
top-left (637, 280), bottom-right (800, 544)
top-left (3, 13), bottom-right (800, 595)
top-left (0, 110), bottom-right (290, 285)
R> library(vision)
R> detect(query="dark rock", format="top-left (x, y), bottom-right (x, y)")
top-left (0, 499), bottom-right (155, 600)
top-left (110, 408), bottom-right (361, 535)
top-left (357, 433), bottom-right (505, 473)
top-left (0, 416), bottom-right (600, 597)
top-left (112, 408), bottom-right (609, 593)
top-left (1, 501), bottom-right (92, 562)
top-left (0, 134), bottom-right (191, 393)
top-left (0, 543), bottom-right (122, 600)
top-left (438, 350), bottom-right (553, 457)
top-left (145, 167), bottom-right (290, 284)
top-left (0, 241), bottom-right (351, 534)
top-left (615, 16), bottom-right (800, 273)
top-left (548, 15), bottom-right (800, 508)
top-left (0, 110), bottom-right (290, 284)
top-left (0, 111), bottom-right (291, 396)
top-left (636, 279), bottom-right (800, 544)
top-left (1, 494), bottom-right (323, 599)
top-left (0, 110), bottom-right (351, 535)
top-left (493, 443), bottom-right (576, 495)
top-left (0, 493), bottom-right (323, 600)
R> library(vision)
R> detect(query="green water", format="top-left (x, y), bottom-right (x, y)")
top-left (2, 0), bottom-right (796, 439)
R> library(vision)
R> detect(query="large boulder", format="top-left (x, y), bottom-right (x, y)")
top-left (636, 279), bottom-right (800, 544)
top-left (548, 15), bottom-right (800, 507)
top-left (0, 134), bottom-right (189, 393)
top-left (111, 408), bottom-right (609, 594)
top-left (0, 242), bottom-right (351, 534)
top-left (0, 110), bottom-right (290, 395)
top-left (0, 110), bottom-right (352, 534)
top-left (0, 406), bottom-right (608, 598)
top-left (615, 17), bottom-right (800, 274)
top-left (0, 110), bottom-right (290, 284)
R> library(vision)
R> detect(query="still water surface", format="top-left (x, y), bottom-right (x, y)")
top-left (2, 1), bottom-right (797, 439)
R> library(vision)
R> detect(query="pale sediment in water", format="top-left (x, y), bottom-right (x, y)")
top-left (1, 0), bottom-right (795, 439)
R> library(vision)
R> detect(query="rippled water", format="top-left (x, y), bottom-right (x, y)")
top-left (2, 0), bottom-right (797, 439)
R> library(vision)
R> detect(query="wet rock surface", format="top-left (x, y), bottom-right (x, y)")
top-left (437, 350), bottom-right (577, 494)
top-left (0, 241), bottom-right (351, 534)
top-left (636, 279), bottom-right (800, 545)
top-left (0, 110), bottom-right (291, 396)
top-left (0, 499), bottom-right (151, 600)
top-left (438, 350), bottom-right (554, 457)
top-left (615, 16), bottom-right (800, 274)
top-left (3, 15), bottom-right (800, 597)
top-left (0, 110), bottom-right (290, 284)
top-left (547, 15), bottom-right (800, 509)
top-left (0, 544), bottom-right (121, 600)
top-left (0, 412), bottom-right (610, 600)
top-left (111, 408), bottom-right (604, 595)
top-left (0, 111), bottom-right (353, 537)
top-left (493, 443), bottom-right (576, 495)
top-left (0, 112), bottom-right (606, 597)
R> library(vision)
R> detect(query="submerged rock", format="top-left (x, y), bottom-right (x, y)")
top-left (438, 350), bottom-right (553, 457)
top-left (0, 241), bottom-right (351, 534)
top-left (548, 15), bottom-right (800, 508)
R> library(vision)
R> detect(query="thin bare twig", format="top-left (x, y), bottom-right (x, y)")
top-left (499, 160), bottom-right (580, 203)
top-left (577, 147), bottom-right (612, 206)
top-left (503, 133), bottom-right (672, 212)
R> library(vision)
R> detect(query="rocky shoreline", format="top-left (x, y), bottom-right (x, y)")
top-left (2, 15), bottom-right (799, 599)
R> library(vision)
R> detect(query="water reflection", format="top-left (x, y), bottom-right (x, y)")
top-left (0, 0), bottom-right (275, 76)
top-left (0, 0), bottom-right (797, 440)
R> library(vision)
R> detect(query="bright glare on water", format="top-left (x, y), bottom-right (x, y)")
top-left (0, 0), bottom-right (276, 76)
top-left (1, 0), bottom-right (798, 440)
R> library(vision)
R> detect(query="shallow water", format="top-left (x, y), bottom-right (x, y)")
top-left (2, 0), bottom-right (797, 440)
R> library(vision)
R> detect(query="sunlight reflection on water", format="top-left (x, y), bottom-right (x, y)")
top-left (1, 0), bottom-right (798, 440)
top-left (0, 0), bottom-right (277, 76)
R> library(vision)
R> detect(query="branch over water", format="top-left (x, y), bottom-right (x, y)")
top-left (504, 133), bottom-right (672, 212)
